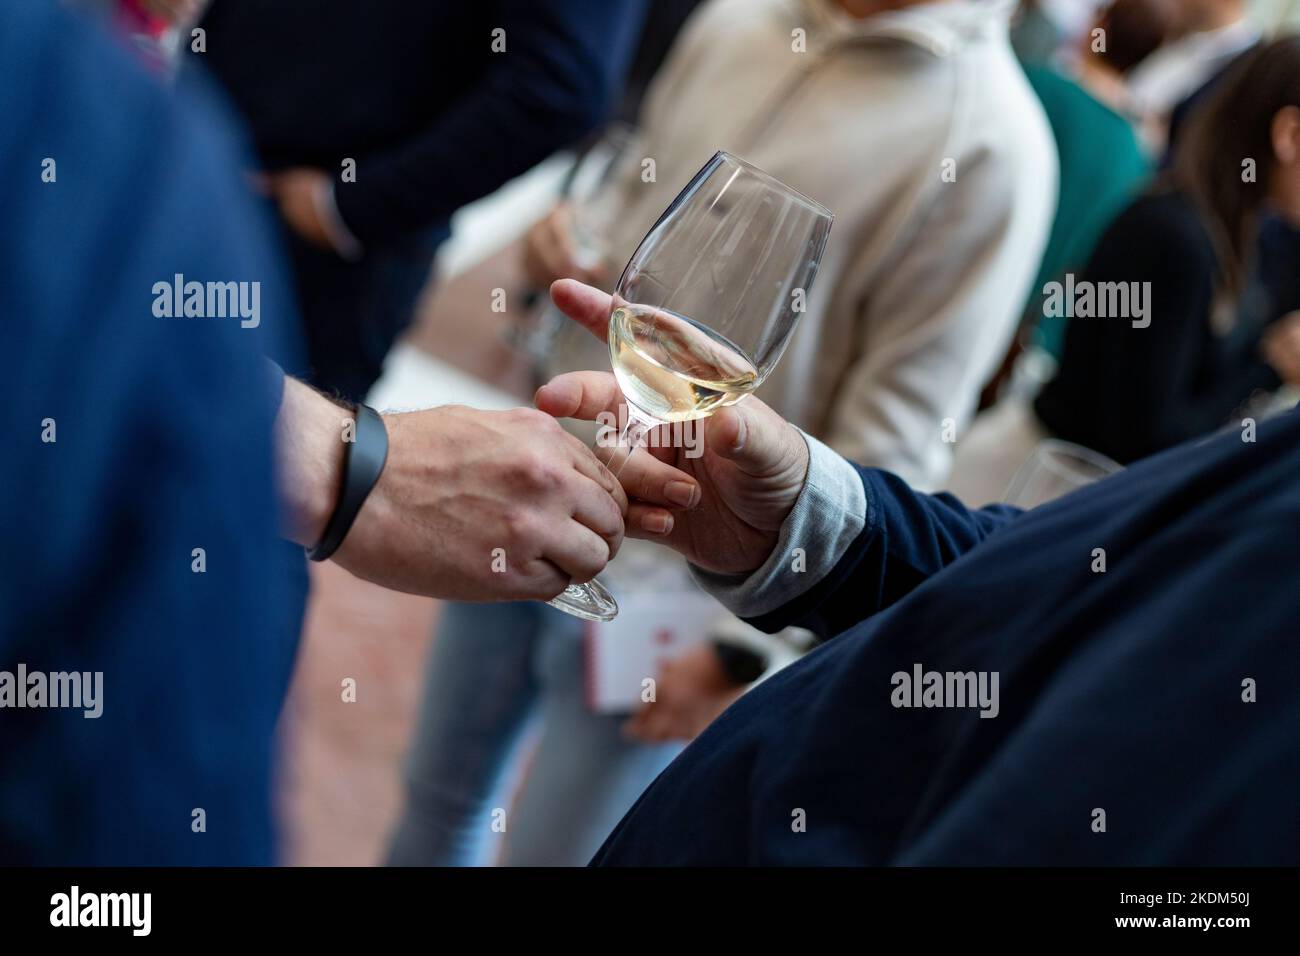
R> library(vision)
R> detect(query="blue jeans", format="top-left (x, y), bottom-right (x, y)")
top-left (386, 601), bottom-right (682, 866)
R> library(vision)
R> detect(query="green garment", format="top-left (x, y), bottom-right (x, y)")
top-left (1011, 2), bottom-right (1061, 67)
top-left (1022, 64), bottom-right (1152, 358)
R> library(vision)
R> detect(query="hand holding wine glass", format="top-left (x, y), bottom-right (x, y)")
top-left (541, 151), bottom-right (832, 619)
top-left (536, 334), bottom-right (809, 577)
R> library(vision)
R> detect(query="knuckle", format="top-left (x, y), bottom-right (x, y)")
top-left (630, 469), bottom-right (656, 502)
top-left (535, 412), bottom-right (564, 436)
top-left (509, 450), bottom-right (561, 492)
top-left (512, 407), bottom-right (565, 440)
top-left (603, 495), bottom-right (626, 534)
top-left (502, 507), bottom-right (537, 545)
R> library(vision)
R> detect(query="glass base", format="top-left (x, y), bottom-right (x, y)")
top-left (546, 578), bottom-right (619, 622)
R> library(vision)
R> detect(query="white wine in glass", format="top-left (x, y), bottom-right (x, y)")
top-left (547, 151), bottom-right (833, 621)
top-left (609, 303), bottom-right (759, 422)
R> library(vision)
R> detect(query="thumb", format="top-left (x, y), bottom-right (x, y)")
top-left (705, 400), bottom-right (795, 477)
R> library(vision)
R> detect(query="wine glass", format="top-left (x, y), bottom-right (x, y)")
top-left (506, 124), bottom-right (636, 364)
top-left (548, 151), bottom-right (833, 621)
top-left (1003, 439), bottom-right (1122, 509)
top-left (565, 122), bottom-right (636, 272)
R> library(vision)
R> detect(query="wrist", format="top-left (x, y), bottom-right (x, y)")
top-left (276, 378), bottom-right (348, 546)
top-left (737, 426), bottom-right (811, 575)
top-left (689, 430), bottom-right (864, 621)
top-left (305, 403), bottom-right (389, 562)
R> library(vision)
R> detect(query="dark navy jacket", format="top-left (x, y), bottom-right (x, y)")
top-left (197, 0), bottom-right (647, 244)
top-left (595, 413), bottom-right (1300, 865)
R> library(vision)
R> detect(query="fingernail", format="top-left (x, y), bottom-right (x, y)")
top-left (729, 414), bottom-right (747, 453)
top-left (664, 481), bottom-right (698, 508)
top-left (642, 512), bottom-right (673, 535)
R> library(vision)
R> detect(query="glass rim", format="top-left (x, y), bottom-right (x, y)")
top-left (1031, 438), bottom-right (1123, 482)
top-left (714, 151), bottom-right (834, 222)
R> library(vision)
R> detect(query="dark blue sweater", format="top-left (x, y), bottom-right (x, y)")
top-left (1, 1), bottom-right (304, 864)
top-left (594, 413), bottom-right (1300, 865)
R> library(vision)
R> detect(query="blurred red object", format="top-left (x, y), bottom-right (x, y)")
top-left (117, 0), bottom-right (169, 38)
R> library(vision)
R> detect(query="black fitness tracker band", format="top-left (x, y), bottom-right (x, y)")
top-left (306, 403), bottom-right (389, 562)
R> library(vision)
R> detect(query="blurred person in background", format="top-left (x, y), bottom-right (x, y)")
top-left (951, 36), bottom-right (1300, 505)
top-left (1128, 0), bottom-right (1259, 124)
top-left (1017, 0), bottom-right (1180, 363)
top-left (388, 0), bottom-right (1056, 867)
top-left (192, 0), bottom-right (647, 401)
top-left (1012, 0), bottom-right (1107, 66)
top-left (1159, 8), bottom-right (1300, 413)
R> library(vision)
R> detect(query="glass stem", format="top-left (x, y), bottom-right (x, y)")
top-left (601, 410), bottom-right (658, 478)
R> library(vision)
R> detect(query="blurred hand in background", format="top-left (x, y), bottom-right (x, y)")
top-left (1262, 310), bottom-right (1300, 386)
top-left (623, 644), bottom-right (746, 743)
top-left (522, 203), bottom-right (609, 290)
top-left (263, 167), bottom-right (336, 250)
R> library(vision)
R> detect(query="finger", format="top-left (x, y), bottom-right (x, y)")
top-left (550, 278), bottom-right (615, 341)
top-left (625, 503), bottom-right (676, 539)
top-left (536, 376), bottom-right (675, 466)
top-left (543, 519), bottom-right (613, 585)
top-left (515, 557), bottom-right (572, 602)
top-left (704, 401), bottom-right (797, 476)
top-left (568, 475), bottom-right (626, 560)
top-left (559, 430), bottom-right (629, 514)
top-left (536, 373), bottom-right (702, 507)
top-left (535, 370), bottom-right (622, 422)
top-left (536, 371), bottom-right (690, 470)
top-left (616, 447), bottom-right (700, 509)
